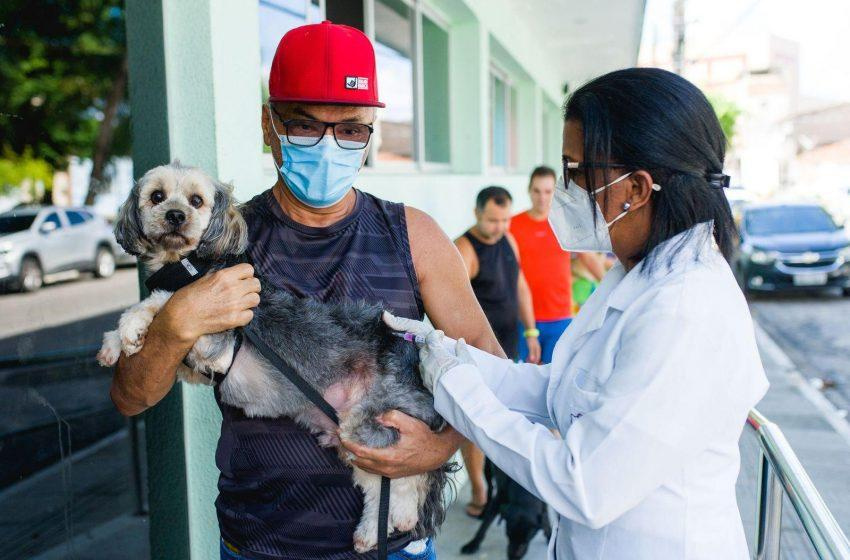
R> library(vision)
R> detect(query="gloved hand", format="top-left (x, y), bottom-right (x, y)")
top-left (418, 331), bottom-right (475, 393)
top-left (382, 310), bottom-right (432, 339)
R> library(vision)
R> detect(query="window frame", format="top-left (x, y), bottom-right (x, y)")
top-left (489, 62), bottom-right (517, 172)
top-left (362, 0), bottom-right (452, 173)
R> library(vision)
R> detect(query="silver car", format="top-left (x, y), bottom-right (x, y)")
top-left (0, 205), bottom-right (132, 292)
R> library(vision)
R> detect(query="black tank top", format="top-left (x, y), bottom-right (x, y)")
top-left (214, 189), bottom-right (424, 559)
top-left (464, 231), bottom-right (519, 360)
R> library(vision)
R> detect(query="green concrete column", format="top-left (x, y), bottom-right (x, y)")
top-left (125, 1), bottom-right (262, 558)
top-left (447, 17), bottom-right (488, 173)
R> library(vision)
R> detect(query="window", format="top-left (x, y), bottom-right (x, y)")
top-left (421, 15), bottom-right (450, 164)
top-left (259, 0), bottom-right (321, 83)
top-left (0, 214), bottom-right (36, 233)
top-left (490, 68), bottom-right (517, 169)
top-left (42, 212), bottom-right (62, 230)
top-left (66, 210), bottom-right (88, 226)
top-left (374, 0), bottom-right (414, 163)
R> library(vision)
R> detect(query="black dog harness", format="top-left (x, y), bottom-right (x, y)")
top-left (145, 253), bottom-right (394, 559)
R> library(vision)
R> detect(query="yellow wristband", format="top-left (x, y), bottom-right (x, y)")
top-left (523, 328), bottom-right (540, 338)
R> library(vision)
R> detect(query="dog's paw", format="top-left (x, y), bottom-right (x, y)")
top-left (121, 330), bottom-right (145, 356)
top-left (97, 331), bottom-right (122, 366)
top-left (389, 500), bottom-right (419, 533)
top-left (119, 316), bottom-right (150, 356)
top-left (353, 515), bottom-right (379, 553)
top-left (460, 541), bottom-right (480, 555)
top-left (97, 345), bottom-right (120, 366)
top-left (392, 513), bottom-right (417, 533)
top-left (353, 533), bottom-right (377, 554)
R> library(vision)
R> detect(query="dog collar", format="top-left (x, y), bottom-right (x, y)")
top-left (144, 252), bottom-right (216, 293)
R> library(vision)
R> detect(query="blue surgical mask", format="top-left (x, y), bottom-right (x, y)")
top-left (269, 111), bottom-right (364, 208)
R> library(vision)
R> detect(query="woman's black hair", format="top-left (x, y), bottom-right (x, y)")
top-left (563, 67), bottom-right (737, 270)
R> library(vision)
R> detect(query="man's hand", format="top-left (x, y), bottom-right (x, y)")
top-left (161, 263), bottom-right (261, 343)
top-left (339, 410), bottom-right (464, 479)
top-left (525, 335), bottom-right (542, 364)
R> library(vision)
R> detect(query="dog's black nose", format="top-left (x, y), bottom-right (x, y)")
top-left (165, 209), bottom-right (186, 226)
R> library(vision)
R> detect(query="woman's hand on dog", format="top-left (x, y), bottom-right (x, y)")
top-left (339, 410), bottom-right (464, 478)
top-left (161, 263), bottom-right (261, 343)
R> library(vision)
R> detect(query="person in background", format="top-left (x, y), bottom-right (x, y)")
top-left (454, 186), bottom-right (540, 518)
top-left (510, 165), bottom-right (605, 363)
top-left (571, 252), bottom-right (610, 314)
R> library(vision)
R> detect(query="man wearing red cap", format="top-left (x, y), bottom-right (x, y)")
top-left (111, 21), bottom-right (503, 559)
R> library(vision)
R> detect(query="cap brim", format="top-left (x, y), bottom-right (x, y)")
top-left (268, 96), bottom-right (385, 108)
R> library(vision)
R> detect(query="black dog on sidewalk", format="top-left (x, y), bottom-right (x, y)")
top-left (460, 459), bottom-right (551, 559)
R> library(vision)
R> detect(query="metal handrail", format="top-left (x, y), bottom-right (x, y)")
top-left (747, 408), bottom-right (850, 560)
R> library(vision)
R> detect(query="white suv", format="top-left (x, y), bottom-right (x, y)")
top-left (0, 206), bottom-right (131, 292)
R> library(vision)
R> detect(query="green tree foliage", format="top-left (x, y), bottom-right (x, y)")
top-left (0, 0), bottom-right (129, 195)
top-left (0, 148), bottom-right (53, 195)
top-left (708, 95), bottom-right (741, 148)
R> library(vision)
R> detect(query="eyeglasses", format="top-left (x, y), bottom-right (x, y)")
top-left (268, 105), bottom-right (373, 150)
top-left (563, 159), bottom-right (631, 185)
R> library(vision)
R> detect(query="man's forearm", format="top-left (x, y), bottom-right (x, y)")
top-left (110, 316), bottom-right (195, 416)
top-left (578, 253), bottom-right (606, 281)
top-left (439, 424), bottom-right (467, 452)
top-left (518, 274), bottom-right (536, 330)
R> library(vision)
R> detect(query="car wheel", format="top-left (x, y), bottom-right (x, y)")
top-left (94, 246), bottom-right (116, 278)
top-left (843, 287), bottom-right (850, 297)
top-left (19, 257), bottom-right (43, 293)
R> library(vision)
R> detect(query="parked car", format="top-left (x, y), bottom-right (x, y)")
top-left (735, 203), bottom-right (850, 295)
top-left (0, 206), bottom-right (133, 292)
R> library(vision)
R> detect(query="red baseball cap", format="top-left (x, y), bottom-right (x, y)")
top-left (269, 20), bottom-right (385, 108)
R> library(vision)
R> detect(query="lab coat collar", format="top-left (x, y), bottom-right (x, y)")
top-left (570, 222), bottom-right (716, 339)
top-left (608, 221), bottom-right (715, 312)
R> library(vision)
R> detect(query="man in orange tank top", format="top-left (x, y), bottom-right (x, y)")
top-left (510, 166), bottom-right (605, 363)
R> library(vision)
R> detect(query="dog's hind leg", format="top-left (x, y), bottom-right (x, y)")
top-left (388, 475), bottom-right (422, 533)
top-left (352, 466), bottom-right (383, 553)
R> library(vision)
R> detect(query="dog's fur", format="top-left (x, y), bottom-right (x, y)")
top-left (98, 162), bottom-right (450, 552)
top-left (460, 460), bottom-right (551, 559)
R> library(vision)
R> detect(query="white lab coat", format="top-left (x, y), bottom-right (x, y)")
top-left (433, 223), bottom-right (769, 559)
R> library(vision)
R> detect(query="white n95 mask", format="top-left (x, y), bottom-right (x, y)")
top-left (548, 172), bottom-right (646, 253)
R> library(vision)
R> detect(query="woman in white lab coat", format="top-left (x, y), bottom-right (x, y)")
top-left (382, 68), bottom-right (769, 559)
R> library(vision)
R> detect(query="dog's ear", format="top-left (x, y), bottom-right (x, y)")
top-left (196, 181), bottom-right (247, 258)
top-left (113, 182), bottom-right (146, 256)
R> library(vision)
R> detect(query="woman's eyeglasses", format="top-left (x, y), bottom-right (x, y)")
top-left (563, 159), bottom-right (630, 185)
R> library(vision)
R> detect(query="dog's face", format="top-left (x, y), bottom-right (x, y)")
top-left (115, 161), bottom-right (247, 263)
top-left (138, 164), bottom-right (215, 252)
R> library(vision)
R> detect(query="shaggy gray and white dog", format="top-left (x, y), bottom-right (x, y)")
top-left (97, 162), bottom-right (449, 552)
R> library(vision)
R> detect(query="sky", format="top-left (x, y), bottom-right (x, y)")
top-left (639, 0), bottom-right (850, 103)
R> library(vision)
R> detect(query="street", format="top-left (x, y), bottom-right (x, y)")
top-left (0, 267), bottom-right (138, 348)
top-left (750, 290), bottom-right (850, 414)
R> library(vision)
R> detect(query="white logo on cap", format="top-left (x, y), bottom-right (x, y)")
top-left (345, 76), bottom-right (369, 90)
